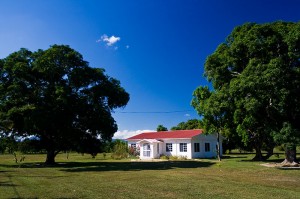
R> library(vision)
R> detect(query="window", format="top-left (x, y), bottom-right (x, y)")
top-left (166, 143), bottom-right (172, 152)
top-left (194, 143), bottom-right (200, 152)
top-left (131, 144), bottom-right (136, 149)
top-left (157, 143), bottom-right (159, 154)
top-left (143, 143), bottom-right (150, 157)
top-left (180, 143), bottom-right (187, 152)
top-left (205, 143), bottom-right (210, 152)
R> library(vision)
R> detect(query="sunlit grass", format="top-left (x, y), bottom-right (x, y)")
top-left (0, 153), bottom-right (299, 199)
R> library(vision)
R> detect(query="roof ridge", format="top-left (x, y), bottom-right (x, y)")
top-left (156, 129), bottom-right (203, 133)
top-left (127, 129), bottom-right (203, 140)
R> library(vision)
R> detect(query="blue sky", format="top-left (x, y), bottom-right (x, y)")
top-left (0, 0), bottom-right (299, 139)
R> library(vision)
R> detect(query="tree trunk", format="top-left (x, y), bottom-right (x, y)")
top-left (217, 132), bottom-right (221, 161)
top-left (252, 145), bottom-right (264, 161)
top-left (264, 146), bottom-right (274, 160)
top-left (281, 145), bottom-right (298, 166)
top-left (45, 150), bottom-right (59, 165)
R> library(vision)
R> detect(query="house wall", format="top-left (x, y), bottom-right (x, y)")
top-left (191, 134), bottom-right (223, 158)
top-left (162, 139), bottom-right (192, 159)
top-left (127, 133), bottom-right (223, 159)
top-left (152, 142), bottom-right (162, 158)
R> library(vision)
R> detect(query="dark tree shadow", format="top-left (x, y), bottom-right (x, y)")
top-left (0, 160), bottom-right (215, 172)
top-left (222, 155), bottom-right (248, 159)
top-left (0, 172), bottom-right (21, 198)
top-left (261, 158), bottom-right (286, 163)
top-left (10, 198), bottom-right (38, 199)
top-left (0, 181), bottom-right (18, 187)
top-left (59, 161), bottom-right (215, 172)
top-left (240, 158), bottom-right (285, 163)
top-left (277, 167), bottom-right (300, 170)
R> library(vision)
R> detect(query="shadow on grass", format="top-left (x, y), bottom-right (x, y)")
top-left (240, 158), bottom-right (285, 163)
top-left (60, 161), bottom-right (215, 172)
top-left (0, 161), bottom-right (215, 172)
top-left (0, 181), bottom-right (18, 187)
top-left (261, 158), bottom-right (286, 163)
top-left (222, 155), bottom-right (248, 159)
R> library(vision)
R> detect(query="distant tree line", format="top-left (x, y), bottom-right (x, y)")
top-left (0, 136), bottom-right (43, 154)
top-left (0, 135), bottom-right (131, 159)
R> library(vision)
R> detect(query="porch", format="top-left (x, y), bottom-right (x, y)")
top-left (137, 139), bottom-right (163, 159)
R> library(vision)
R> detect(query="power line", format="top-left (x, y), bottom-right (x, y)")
top-left (115, 110), bottom-right (194, 114)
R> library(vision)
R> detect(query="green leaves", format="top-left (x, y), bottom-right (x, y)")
top-left (171, 119), bottom-right (203, 130)
top-left (157, 125), bottom-right (168, 131)
top-left (0, 45), bottom-right (130, 163)
top-left (193, 21), bottom-right (300, 155)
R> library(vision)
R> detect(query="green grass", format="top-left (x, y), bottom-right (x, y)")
top-left (0, 153), bottom-right (299, 199)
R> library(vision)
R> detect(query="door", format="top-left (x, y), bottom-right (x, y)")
top-left (143, 143), bottom-right (151, 157)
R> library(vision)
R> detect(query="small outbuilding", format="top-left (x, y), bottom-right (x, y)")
top-left (126, 129), bottom-right (222, 160)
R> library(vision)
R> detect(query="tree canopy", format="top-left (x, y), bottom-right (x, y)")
top-left (0, 45), bottom-right (130, 164)
top-left (156, 124), bottom-right (168, 131)
top-left (170, 119), bottom-right (203, 130)
top-left (192, 21), bottom-right (300, 163)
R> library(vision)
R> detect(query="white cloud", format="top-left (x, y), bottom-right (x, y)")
top-left (97, 34), bottom-right (121, 46)
top-left (113, 129), bottom-right (154, 140)
top-left (184, 114), bottom-right (191, 117)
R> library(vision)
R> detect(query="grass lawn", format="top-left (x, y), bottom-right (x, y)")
top-left (0, 153), bottom-right (299, 199)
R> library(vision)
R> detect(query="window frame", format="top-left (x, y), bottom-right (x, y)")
top-left (205, 142), bottom-right (210, 152)
top-left (179, 143), bottom-right (187, 152)
top-left (166, 143), bottom-right (173, 152)
top-left (194, 143), bottom-right (200, 152)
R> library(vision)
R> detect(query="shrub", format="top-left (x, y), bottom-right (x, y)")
top-left (167, 155), bottom-right (188, 160)
top-left (178, 155), bottom-right (187, 160)
top-left (111, 140), bottom-right (128, 160)
top-left (160, 155), bottom-right (188, 160)
top-left (128, 146), bottom-right (140, 157)
top-left (169, 155), bottom-right (178, 160)
top-left (160, 155), bottom-right (169, 160)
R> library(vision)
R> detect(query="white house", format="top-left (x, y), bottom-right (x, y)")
top-left (126, 129), bottom-right (222, 160)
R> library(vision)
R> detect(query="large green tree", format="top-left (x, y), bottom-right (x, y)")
top-left (170, 119), bottom-right (203, 130)
top-left (0, 45), bottom-right (129, 164)
top-left (192, 86), bottom-right (233, 161)
top-left (193, 21), bottom-right (300, 163)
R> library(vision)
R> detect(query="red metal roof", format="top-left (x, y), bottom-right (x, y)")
top-left (126, 129), bottom-right (203, 140)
